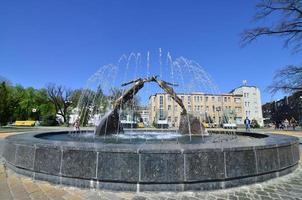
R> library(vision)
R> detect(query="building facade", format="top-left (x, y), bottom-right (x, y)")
top-left (262, 91), bottom-right (302, 125)
top-left (149, 92), bottom-right (244, 128)
top-left (137, 107), bottom-right (150, 125)
top-left (230, 85), bottom-right (264, 126)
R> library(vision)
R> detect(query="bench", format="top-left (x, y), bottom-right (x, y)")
top-left (14, 121), bottom-right (36, 126)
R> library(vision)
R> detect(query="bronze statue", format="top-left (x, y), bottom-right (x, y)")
top-left (95, 75), bottom-right (205, 136)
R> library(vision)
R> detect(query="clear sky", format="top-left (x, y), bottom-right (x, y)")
top-left (1, 0), bottom-right (301, 105)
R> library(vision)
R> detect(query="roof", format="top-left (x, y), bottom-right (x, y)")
top-left (149, 92), bottom-right (243, 99)
top-left (229, 85), bottom-right (259, 93)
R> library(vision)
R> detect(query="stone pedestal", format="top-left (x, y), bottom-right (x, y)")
top-left (179, 113), bottom-right (205, 135)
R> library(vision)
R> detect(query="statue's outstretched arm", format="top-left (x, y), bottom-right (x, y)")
top-left (162, 80), bottom-right (178, 86)
top-left (154, 78), bottom-right (187, 115)
top-left (121, 78), bottom-right (142, 86)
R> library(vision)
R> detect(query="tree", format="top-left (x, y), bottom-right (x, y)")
top-left (242, 0), bottom-right (302, 52)
top-left (0, 75), bottom-right (11, 85)
top-left (77, 87), bottom-right (108, 126)
top-left (268, 65), bottom-right (302, 93)
top-left (0, 82), bottom-right (10, 125)
top-left (109, 87), bottom-right (140, 110)
top-left (242, 0), bottom-right (302, 94)
top-left (46, 83), bottom-right (73, 125)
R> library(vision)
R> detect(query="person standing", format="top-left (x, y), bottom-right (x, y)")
top-left (244, 117), bottom-right (251, 132)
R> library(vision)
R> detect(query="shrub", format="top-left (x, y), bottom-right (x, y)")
top-left (251, 119), bottom-right (260, 128)
top-left (40, 114), bottom-right (59, 126)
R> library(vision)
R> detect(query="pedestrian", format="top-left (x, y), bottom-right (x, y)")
top-left (290, 117), bottom-right (297, 131)
top-left (73, 119), bottom-right (80, 131)
top-left (244, 117), bottom-right (251, 132)
top-left (284, 118), bottom-right (289, 130)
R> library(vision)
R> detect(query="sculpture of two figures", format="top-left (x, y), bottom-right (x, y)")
top-left (95, 75), bottom-right (205, 136)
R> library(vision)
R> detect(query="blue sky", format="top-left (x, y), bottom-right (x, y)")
top-left (1, 0), bottom-right (301, 105)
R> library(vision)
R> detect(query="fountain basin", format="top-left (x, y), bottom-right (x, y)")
top-left (2, 130), bottom-right (300, 191)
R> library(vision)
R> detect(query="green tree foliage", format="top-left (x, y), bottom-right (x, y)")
top-left (0, 82), bottom-right (10, 125)
top-left (0, 81), bottom-right (56, 125)
top-left (0, 79), bottom-right (141, 127)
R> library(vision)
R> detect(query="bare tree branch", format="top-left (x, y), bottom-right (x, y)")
top-left (267, 65), bottom-right (302, 94)
top-left (46, 83), bottom-right (73, 125)
top-left (241, 0), bottom-right (302, 52)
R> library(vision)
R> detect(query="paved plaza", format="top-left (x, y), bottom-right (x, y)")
top-left (0, 129), bottom-right (301, 200)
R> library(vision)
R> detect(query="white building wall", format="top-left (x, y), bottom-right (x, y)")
top-left (231, 86), bottom-right (264, 126)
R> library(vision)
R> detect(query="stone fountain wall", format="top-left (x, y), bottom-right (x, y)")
top-left (2, 131), bottom-right (300, 191)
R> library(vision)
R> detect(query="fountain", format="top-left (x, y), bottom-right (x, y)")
top-left (95, 75), bottom-right (204, 136)
top-left (1, 51), bottom-right (300, 191)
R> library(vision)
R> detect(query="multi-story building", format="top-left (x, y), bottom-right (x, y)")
top-left (137, 106), bottom-right (150, 125)
top-left (262, 91), bottom-right (302, 125)
top-left (149, 92), bottom-right (244, 128)
top-left (230, 84), bottom-right (263, 126)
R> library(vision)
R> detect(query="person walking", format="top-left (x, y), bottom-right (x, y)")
top-left (290, 117), bottom-right (297, 131)
top-left (244, 117), bottom-right (251, 132)
top-left (73, 119), bottom-right (80, 131)
top-left (284, 118), bottom-right (289, 130)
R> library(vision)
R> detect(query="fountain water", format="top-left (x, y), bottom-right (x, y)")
top-left (73, 49), bottom-right (226, 141)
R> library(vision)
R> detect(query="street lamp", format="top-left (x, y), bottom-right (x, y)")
top-left (299, 96), bottom-right (302, 127)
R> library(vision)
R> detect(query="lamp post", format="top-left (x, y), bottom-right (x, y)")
top-left (32, 108), bottom-right (37, 121)
top-left (299, 96), bottom-right (302, 127)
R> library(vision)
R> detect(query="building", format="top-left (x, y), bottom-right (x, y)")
top-left (262, 91), bottom-right (302, 125)
top-left (230, 83), bottom-right (264, 126)
top-left (137, 106), bottom-right (150, 125)
top-left (149, 92), bottom-right (244, 128)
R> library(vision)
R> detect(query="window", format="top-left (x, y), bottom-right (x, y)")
top-left (188, 96), bottom-right (191, 101)
top-left (205, 96), bottom-right (208, 102)
top-left (206, 106), bottom-right (209, 112)
top-left (168, 116), bottom-right (171, 122)
top-left (174, 105), bottom-right (178, 111)
top-left (218, 97), bottom-right (221, 102)
top-left (159, 96), bottom-right (164, 120)
top-left (235, 107), bottom-right (241, 113)
top-left (168, 105), bottom-right (171, 111)
top-left (159, 96), bottom-right (163, 107)
top-left (234, 98), bottom-right (241, 103)
top-left (212, 96), bottom-right (215, 101)
top-left (168, 96), bottom-right (171, 101)
top-left (181, 96), bottom-right (184, 101)
top-left (212, 105), bottom-right (215, 112)
top-left (224, 97), bottom-right (227, 102)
